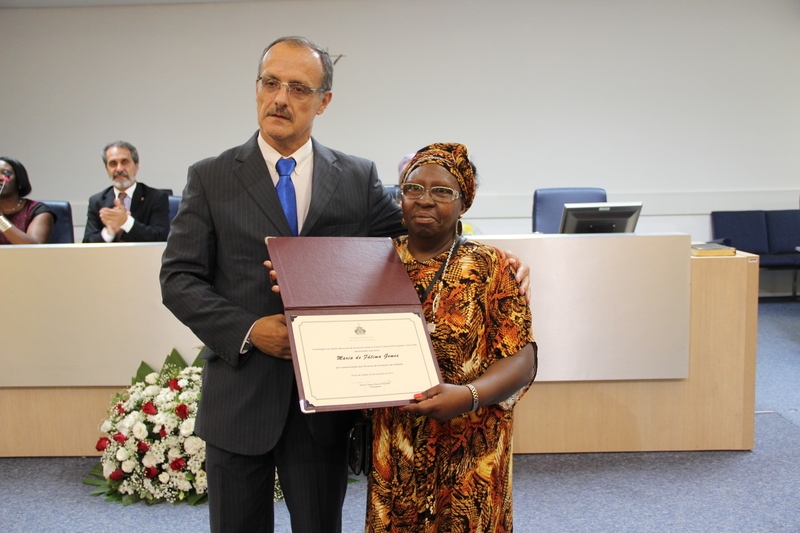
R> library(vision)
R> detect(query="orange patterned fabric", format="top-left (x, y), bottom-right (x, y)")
top-left (366, 236), bottom-right (536, 533)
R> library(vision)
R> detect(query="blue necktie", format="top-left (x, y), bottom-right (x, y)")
top-left (275, 158), bottom-right (298, 236)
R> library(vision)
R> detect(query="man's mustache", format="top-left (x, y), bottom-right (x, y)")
top-left (267, 107), bottom-right (293, 121)
top-left (114, 171), bottom-right (129, 178)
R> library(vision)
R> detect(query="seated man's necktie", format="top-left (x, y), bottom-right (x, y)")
top-left (118, 191), bottom-right (131, 211)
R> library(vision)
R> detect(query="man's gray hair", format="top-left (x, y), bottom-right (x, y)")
top-left (102, 141), bottom-right (139, 165)
top-left (259, 36), bottom-right (333, 92)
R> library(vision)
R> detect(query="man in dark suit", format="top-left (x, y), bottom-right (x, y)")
top-left (160, 37), bottom-right (404, 533)
top-left (83, 141), bottom-right (170, 242)
top-left (161, 36), bottom-right (529, 533)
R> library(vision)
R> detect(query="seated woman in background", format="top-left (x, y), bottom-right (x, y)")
top-left (0, 157), bottom-right (54, 244)
top-left (367, 143), bottom-right (538, 533)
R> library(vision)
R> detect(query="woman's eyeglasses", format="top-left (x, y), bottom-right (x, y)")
top-left (400, 183), bottom-right (460, 203)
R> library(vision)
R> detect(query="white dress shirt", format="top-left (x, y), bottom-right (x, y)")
top-left (257, 134), bottom-right (314, 233)
top-left (101, 182), bottom-right (137, 242)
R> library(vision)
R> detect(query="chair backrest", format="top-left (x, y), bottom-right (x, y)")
top-left (532, 187), bottom-right (607, 233)
top-left (38, 200), bottom-right (74, 243)
top-left (168, 195), bottom-right (181, 224)
top-left (710, 210), bottom-right (769, 255)
top-left (765, 210), bottom-right (800, 255)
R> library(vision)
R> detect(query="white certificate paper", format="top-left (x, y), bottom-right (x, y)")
top-left (289, 312), bottom-right (441, 412)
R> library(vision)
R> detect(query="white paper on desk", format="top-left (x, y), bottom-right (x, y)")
top-left (290, 312), bottom-right (441, 412)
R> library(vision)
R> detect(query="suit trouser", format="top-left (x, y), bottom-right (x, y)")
top-left (206, 397), bottom-right (350, 533)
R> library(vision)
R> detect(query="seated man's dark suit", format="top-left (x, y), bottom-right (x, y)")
top-left (83, 182), bottom-right (170, 242)
top-left (160, 132), bottom-right (403, 532)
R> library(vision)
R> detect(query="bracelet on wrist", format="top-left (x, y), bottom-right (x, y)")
top-left (465, 383), bottom-right (480, 412)
top-left (0, 215), bottom-right (13, 233)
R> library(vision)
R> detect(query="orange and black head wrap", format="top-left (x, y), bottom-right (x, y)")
top-left (400, 142), bottom-right (476, 210)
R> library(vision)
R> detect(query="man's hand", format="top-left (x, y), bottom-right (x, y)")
top-left (99, 199), bottom-right (129, 237)
top-left (264, 260), bottom-right (280, 294)
top-left (505, 252), bottom-right (531, 305)
top-left (250, 314), bottom-right (292, 360)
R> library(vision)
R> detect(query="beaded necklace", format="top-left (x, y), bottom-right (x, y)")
top-left (427, 236), bottom-right (460, 333)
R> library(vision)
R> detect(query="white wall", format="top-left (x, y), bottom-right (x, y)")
top-left (1, 0), bottom-right (799, 241)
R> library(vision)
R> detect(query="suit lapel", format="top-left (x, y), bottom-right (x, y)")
top-left (233, 132), bottom-right (293, 236)
top-left (101, 187), bottom-right (116, 209)
top-left (302, 139), bottom-right (340, 235)
top-left (129, 183), bottom-right (144, 217)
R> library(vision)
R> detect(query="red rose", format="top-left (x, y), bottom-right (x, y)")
top-left (170, 457), bottom-right (186, 471)
top-left (159, 427), bottom-right (167, 438)
top-left (168, 379), bottom-right (181, 391)
top-left (113, 432), bottom-right (126, 444)
top-left (115, 403), bottom-right (125, 414)
top-left (109, 469), bottom-right (125, 481)
top-left (175, 404), bottom-right (189, 419)
top-left (95, 437), bottom-right (111, 451)
top-left (137, 441), bottom-right (150, 453)
top-left (144, 466), bottom-right (158, 479)
top-left (142, 402), bottom-right (157, 415)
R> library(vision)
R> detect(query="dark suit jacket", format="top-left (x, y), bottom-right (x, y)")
top-left (83, 182), bottom-right (170, 242)
top-left (160, 132), bottom-right (404, 455)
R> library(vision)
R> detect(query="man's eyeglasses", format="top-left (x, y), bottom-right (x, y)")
top-left (257, 77), bottom-right (327, 99)
top-left (400, 183), bottom-right (461, 203)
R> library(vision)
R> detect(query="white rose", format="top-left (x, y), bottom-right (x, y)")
top-left (177, 478), bottom-right (192, 492)
top-left (158, 471), bottom-right (170, 483)
top-left (184, 436), bottom-right (204, 456)
top-left (115, 419), bottom-right (130, 436)
top-left (102, 461), bottom-right (116, 478)
top-left (168, 447), bottom-right (182, 459)
top-left (144, 385), bottom-right (161, 397)
top-left (100, 420), bottom-right (113, 433)
top-left (132, 422), bottom-right (148, 441)
top-left (142, 453), bottom-right (158, 468)
top-left (116, 447), bottom-right (130, 461)
top-left (145, 372), bottom-right (159, 385)
top-left (122, 414), bottom-right (139, 433)
top-left (122, 460), bottom-right (136, 473)
top-left (179, 418), bottom-right (195, 437)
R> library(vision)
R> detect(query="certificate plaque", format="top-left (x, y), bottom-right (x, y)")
top-left (266, 237), bottom-right (442, 412)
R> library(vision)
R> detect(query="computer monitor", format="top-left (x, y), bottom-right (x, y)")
top-left (559, 202), bottom-right (642, 234)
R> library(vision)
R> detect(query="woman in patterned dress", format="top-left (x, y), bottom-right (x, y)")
top-left (366, 143), bottom-right (538, 533)
top-left (0, 157), bottom-right (54, 245)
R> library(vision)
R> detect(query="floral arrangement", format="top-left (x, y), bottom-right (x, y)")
top-left (84, 349), bottom-right (284, 506)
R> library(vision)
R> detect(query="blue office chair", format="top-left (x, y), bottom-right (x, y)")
top-left (168, 195), bottom-right (181, 224)
top-left (710, 211), bottom-right (770, 255)
top-left (532, 187), bottom-right (607, 233)
top-left (39, 200), bottom-right (74, 243)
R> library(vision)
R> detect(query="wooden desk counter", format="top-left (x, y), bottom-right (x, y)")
top-left (511, 250), bottom-right (758, 453)
top-left (0, 241), bottom-right (757, 456)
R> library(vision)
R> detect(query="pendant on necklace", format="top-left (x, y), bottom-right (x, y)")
top-left (427, 322), bottom-right (435, 333)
